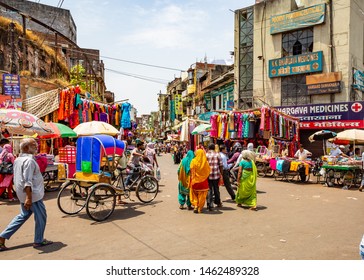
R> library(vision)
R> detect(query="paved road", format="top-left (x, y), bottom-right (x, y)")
top-left (1, 153), bottom-right (364, 260)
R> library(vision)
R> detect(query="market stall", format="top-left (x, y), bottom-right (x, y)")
top-left (207, 106), bottom-right (301, 164)
top-left (320, 129), bottom-right (364, 189)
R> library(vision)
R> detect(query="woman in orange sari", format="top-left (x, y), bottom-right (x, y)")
top-left (189, 149), bottom-right (210, 213)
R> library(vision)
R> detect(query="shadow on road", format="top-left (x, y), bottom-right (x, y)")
top-left (4, 241), bottom-right (67, 254)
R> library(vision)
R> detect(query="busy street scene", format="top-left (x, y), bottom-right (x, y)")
top-left (0, 0), bottom-right (364, 273)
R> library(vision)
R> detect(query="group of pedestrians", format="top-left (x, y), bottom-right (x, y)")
top-left (177, 142), bottom-right (258, 214)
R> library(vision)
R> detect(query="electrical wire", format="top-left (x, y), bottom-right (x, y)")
top-left (105, 68), bottom-right (169, 85)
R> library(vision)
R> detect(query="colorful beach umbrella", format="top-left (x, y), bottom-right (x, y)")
top-left (191, 123), bottom-right (211, 135)
top-left (39, 122), bottom-right (77, 138)
top-left (0, 109), bottom-right (55, 136)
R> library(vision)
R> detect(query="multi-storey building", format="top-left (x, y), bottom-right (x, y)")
top-left (235, 0), bottom-right (364, 152)
top-left (0, 0), bottom-right (106, 101)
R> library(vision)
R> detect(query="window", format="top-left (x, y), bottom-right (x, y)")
top-left (281, 74), bottom-right (309, 105)
top-left (281, 28), bottom-right (313, 105)
top-left (282, 28), bottom-right (313, 57)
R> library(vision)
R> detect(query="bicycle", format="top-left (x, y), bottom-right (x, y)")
top-left (85, 164), bottom-right (159, 222)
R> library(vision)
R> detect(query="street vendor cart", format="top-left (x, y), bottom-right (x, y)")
top-left (322, 164), bottom-right (362, 189)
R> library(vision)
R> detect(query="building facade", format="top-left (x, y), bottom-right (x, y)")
top-left (235, 0), bottom-right (364, 153)
top-left (0, 0), bottom-right (106, 101)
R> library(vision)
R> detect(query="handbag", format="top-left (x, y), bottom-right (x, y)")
top-left (0, 162), bottom-right (13, 174)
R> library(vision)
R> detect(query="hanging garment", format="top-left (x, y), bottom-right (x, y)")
top-left (115, 104), bottom-right (120, 126)
top-left (248, 113), bottom-right (256, 138)
top-left (69, 86), bottom-right (75, 115)
top-left (121, 102), bottom-right (132, 128)
top-left (228, 112), bottom-right (235, 132)
top-left (260, 106), bottom-right (266, 131)
top-left (64, 88), bottom-right (70, 120)
top-left (58, 89), bottom-right (66, 120)
top-left (243, 113), bottom-right (249, 138)
top-left (210, 114), bottom-right (218, 138)
top-left (237, 113), bottom-right (243, 138)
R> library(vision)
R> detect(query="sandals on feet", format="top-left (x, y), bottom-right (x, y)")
top-left (0, 243), bottom-right (8, 252)
top-left (33, 239), bottom-right (53, 248)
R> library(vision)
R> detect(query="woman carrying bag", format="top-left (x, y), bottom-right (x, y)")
top-left (0, 144), bottom-right (16, 201)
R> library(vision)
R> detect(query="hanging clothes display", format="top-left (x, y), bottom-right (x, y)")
top-left (208, 107), bottom-right (300, 149)
top-left (121, 102), bottom-right (131, 128)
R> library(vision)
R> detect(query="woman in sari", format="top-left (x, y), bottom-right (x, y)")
top-left (0, 144), bottom-right (16, 201)
top-left (236, 150), bottom-right (257, 211)
top-left (177, 150), bottom-right (195, 210)
top-left (189, 149), bottom-right (210, 213)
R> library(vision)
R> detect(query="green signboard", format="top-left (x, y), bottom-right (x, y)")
top-left (270, 4), bottom-right (326, 35)
top-left (269, 51), bottom-right (323, 78)
top-left (353, 69), bottom-right (364, 92)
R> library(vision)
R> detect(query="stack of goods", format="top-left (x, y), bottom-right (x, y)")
top-left (58, 145), bottom-right (76, 178)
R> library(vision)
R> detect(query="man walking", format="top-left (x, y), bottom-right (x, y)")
top-left (206, 143), bottom-right (223, 210)
top-left (0, 138), bottom-right (52, 251)
top-left (219, 145), bottom-right (236, 201)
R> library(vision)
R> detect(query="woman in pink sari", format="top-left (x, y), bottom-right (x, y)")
top-left (0, 144), bottom-right (16, 201)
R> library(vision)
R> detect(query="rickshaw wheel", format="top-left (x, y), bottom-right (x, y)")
top-left (57, 181), bottom-right (87, 215)
top-left (136, 176), bottom-right (159, 203)
top-left (286, 173), bottom-right (297, 182)
top-left (256, 162), bottom-right (267, 177)
top-left (86, 183), bottom-right (116, 222)
top-left (325, 169), bottom-right (336, 187)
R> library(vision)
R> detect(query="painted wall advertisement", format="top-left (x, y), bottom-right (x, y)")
top-left (2, 74), bottom-right (20, 97)
top-left (276, 101), bottom-right (364, 129)
top-left (269, 51), bottom-right (323, 78)
top-left (270, 4), bottom-right (326, 34)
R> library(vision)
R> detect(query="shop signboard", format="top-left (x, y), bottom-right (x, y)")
top-left (270, 4), bottom-right (326, 34)
top-left (352, 69), bottom-right (364, 92)
top-left (2, 74), bottom-right (20, 98)
top-left (276, 101), bottom-right (364, 129)
top-left (170, 100), bottom-right (175, 122)
top-left (226, 100), bottom-right (234, 110)
top-left (307, 81), bottom-right (341, 95)
top-left (198, 111), bottom-right (217, 122)
top-left (174, 94), bottom-right (183, 115)
top-left (0, 95), bottom-right (22, 109)
top-left (269, 51), bottom-right (323, 78)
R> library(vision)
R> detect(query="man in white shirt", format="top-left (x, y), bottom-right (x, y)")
top-left (294, 145), bottom-right (312, 160)
top-left (329, 145), bottom-right (349, 158)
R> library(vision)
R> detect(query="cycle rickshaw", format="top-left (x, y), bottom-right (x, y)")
top-left (57, 134), bottom-right (159, 221)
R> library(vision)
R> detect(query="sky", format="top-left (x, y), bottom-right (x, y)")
top-left (32, 0), bottom-right (256, 115)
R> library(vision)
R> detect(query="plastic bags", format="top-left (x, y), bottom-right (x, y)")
top-left (0, 162), bottom-right (13, 174)
top-left (156, 167), bottom-right (161, 181)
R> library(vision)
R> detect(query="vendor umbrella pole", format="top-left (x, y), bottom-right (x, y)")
top-left (50, 138), bottom-right (54, 155)
top-left (323, 140), bottom-right (326, 155)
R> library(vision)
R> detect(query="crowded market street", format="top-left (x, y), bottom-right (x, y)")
top-left (0, 152), bottom-right (363, 260)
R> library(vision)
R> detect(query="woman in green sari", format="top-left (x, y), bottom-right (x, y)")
top-left (236, 150), bottom-right (257, 211)
top-left (177, 150), bottom-right (195, 210)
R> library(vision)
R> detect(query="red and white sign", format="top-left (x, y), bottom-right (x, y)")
top-left (277, 101), bottom-right (364, 130)
top-left (300, 120), bottom-right (364, 129)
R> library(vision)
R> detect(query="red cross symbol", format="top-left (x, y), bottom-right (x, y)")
top-left (351, 102), bottom-right (362, 113)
